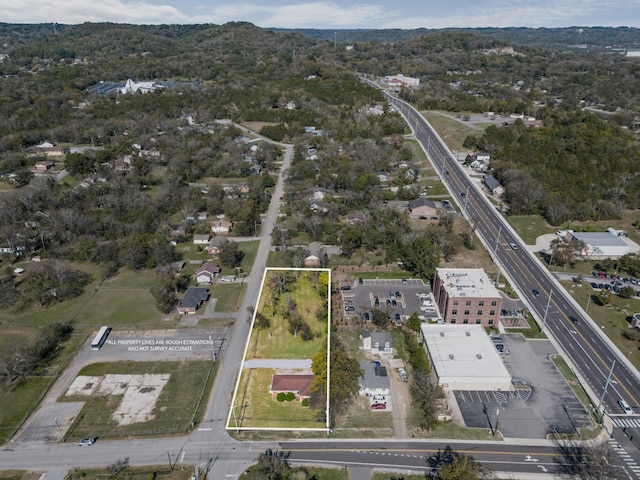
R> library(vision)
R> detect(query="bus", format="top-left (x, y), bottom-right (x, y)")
top-left (91, 326), bottom-right (111, 350)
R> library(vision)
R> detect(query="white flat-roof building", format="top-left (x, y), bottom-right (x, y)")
top-left (420, 324), bottom-right (512, 391)
top-left (568, 231), bottom-right (629, 258)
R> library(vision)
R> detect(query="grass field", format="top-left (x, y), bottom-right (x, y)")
top-left (506, 215), bottom-right (556, 245)
top-left (247, 271), bottom-right (328, 360)
top-left (66, 465), bottom-right (194, 480)
top-left (232, 368), bottom-right (321, 429)
top-left (0, 472), bottom-right (42, 480)
top-left (243, 463), bottom-right (348, 480)
top-left (0, 377), bottom-right (53, 444)
top-left (62, 360), bottom-right (216, 439)
top-left (333, 396), bottom-right (394, 430)
top-left (213, 283), bottom-right (247, 313)
top-left (421, 111), bottom-right (480, 152)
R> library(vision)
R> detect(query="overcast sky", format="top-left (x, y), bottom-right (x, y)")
top-left (1, 0), bottom-right (639, 29)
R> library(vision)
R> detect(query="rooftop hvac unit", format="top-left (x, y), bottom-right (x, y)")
top-left (449, 354), bottom-right (454, 360)
top-left (440, 332), bottom-right (445, 337)
top-left (465, 331), bottom-right (470, 336)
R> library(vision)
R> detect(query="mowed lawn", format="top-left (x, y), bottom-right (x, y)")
top-left (0, 267), bottom-right (167, 328)
top-left (233, 368), bottom-right (321, 429)
top-left (62, 360), bottom-right (215, 439)
top-left (247, 271), bottom-right (329, 360)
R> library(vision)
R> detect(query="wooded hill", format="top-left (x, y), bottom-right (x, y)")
top-left (0, 22), bottom-right (639, 283)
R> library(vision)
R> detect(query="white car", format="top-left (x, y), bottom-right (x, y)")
top-left (220, 276), bottom-right (235, 282)
top-left (78, 437), bottom-right (96, 446)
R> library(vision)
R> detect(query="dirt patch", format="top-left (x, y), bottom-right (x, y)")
top-left (66, 374), bottom-right (170, 425)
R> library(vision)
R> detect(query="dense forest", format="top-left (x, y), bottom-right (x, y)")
top-left (0, 22), bottom-right (639, 286)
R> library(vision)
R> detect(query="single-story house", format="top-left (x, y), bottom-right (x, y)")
top-left (178, 287), bottom-right (209, 314)
top-left (304, 254), bottom-right (320, 267)
top-left (358, 361), bottom-right (390, 397)
top-left (211, 218), bottom-right (232, 235)
top-left (269, 374), bottom-right (315, 402)
top-left (187, 212), bottom-right (208, 222)
top-left (34, 160), bottom-right (55, 172)
top-left (193, 234), bottom-right (211, 245)
top-left (155, 261), bottom-right (186, 276)
top-left (207, 236), bottom-right (227, 255)
top-left (346, 210), bottom-right (365, 224)
top-left (195, 261), bottom-right (221, 285)
top-left (483, 175), bottom-right (504, 195)
top-left (360, 331), bottom-right (393, 355)
top-left (408, 198), bottom-right (439, 219)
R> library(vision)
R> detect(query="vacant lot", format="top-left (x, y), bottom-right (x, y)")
top-left (247, 271), bottom-right (329, 360)
top-left (62, 360), bottom-right (215, 439)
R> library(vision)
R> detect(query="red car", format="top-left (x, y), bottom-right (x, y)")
top-left (371, 403), bottom-right (386, 410)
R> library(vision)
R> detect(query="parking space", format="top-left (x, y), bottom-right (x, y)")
top-left (454, 335), bottom-right (589, 439)
top-left (340, 278), bottom-right (432, 322)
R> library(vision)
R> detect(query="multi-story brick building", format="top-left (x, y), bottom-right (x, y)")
top-left (433, 268), bottom-right (502, 326)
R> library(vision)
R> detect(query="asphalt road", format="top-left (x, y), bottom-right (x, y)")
top-left (379, 83), bottom-right (640, 417)
top-left (363, 78), bottom-right (640, 472)
top-left (4, 93), bottom-right (640, 479)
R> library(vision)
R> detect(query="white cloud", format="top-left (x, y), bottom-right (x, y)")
top-left (0, 0), bottom-right (190, 24)
top-left (383, 0), bottom-right (636, 28)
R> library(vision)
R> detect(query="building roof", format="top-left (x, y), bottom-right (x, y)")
top-left (196, 261), bottom-right (220, 276)
top-left (436, 268), bottom-right (501, 298)
top-left (569, 231), bottom-right (628, 248)
top-left (421, 324), bottom-right (511, 385)
top-left (270, 374), bottom-right (315, 397)
top-left (193, 234), bottom-right (210, 242)
top-left (359, 361), bottom-right (390, 390)
top-left (409, 198), bottom-right (437, 210)
top-left (179, 287), bottom-right (209, 309)
top-left (484, 175), bottom-right (502, 191)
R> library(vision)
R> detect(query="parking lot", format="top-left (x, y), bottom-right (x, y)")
top-left (340, 278), bottom-right (435, 323)
top-left (454, 335), bottom-right (589, 439)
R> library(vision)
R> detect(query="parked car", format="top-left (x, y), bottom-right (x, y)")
top-left (78, 437), bottom-right (97, 446)
top-left (395, 313), bottom-right (402, 325)
top-left (499, 349), bottom-right (511, 355)
top-left (359, 278), bottom-right (363, 284)
top-left (371, 403), bottom-right (386, 410)
top-left (340, 285), bottom-right (351, 291)
top-left (491, 336), bottom-right (504, 343)
top-left (495, 343), bottom-right (505, 351)
top-left (398, 367), bottom-right (408, 382)
top-left (395, 291), bottom-right (401, 298)
top-left (344, 306), bottom-right (355, 312)
top-left (590, 282), bottom-right (598, 289)
top-left (364, 312), bottom-right (371, 322)
top-left (402, 277), bottom-right (407, 284)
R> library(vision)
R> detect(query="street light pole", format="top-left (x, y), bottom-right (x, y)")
top-left (542, 289), bottom-right (553, 333)
top-left (597, 360), bottom-right (616, 414)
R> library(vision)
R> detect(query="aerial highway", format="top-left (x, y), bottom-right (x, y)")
top-left (364, 76), bottom-right (640, 422)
